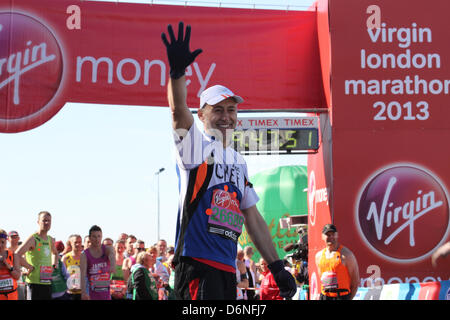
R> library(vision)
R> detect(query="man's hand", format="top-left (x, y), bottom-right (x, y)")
top-left (268, 260), bottom-right (297, 299)
top-left (161, 21), bottom-right (202, 79)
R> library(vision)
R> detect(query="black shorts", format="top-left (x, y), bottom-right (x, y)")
top-left (26, 283), bottom-right (52, 300)
top-left (174, 257), bottom-right (237, 300)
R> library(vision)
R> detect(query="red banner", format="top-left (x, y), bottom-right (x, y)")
top-left (309, 0), bottom-right (450, 299)
top-left (0, 0), bottom-right (325, 133)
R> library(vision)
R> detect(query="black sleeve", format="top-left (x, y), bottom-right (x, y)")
top-left (133, 269), bottom-right (153, 300)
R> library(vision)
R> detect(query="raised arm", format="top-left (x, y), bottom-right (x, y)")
top-left (161, 22), bottom-right (202, 131)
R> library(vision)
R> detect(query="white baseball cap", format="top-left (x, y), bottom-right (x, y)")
top-left (199, 85), bottom-right (244, 109)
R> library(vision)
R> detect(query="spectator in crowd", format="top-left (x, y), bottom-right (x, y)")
top-left (103, 238), bottom-right (114, 247)
top-left (83, 235), bottom-right (91, 251)
top-left (157, 239), bottom-right (168, 263)
top-left (124, 235), bottom-right (137, 258)
top-left (51, 254), bottom-right (70, 300)
top-left (122, 241), bottom-right (142, 282)
top-left (119, 233), bottom-right (128, 242)
top-left (80, 225), bottom-right (116, 300)
top-left (16, 211), bottom-right (58, 300)
top-left (61, 239), bottom-right (72, 257)
top-left (315, 224), bottom-right (359, 300)
top-left (55, 241), bottom-right (65, 257)
top-left (147, 245), bottom-right (170, 285)
top-left (135, 240), bottom-right (146, 253)
top-left (8, 230), bottom-right (32, 272)
top-left (432, 241), bottom-right (450, 267)
top-left (8, 230), bottom-right (28, 300)
top-left (166, 245), bottom-right (174, 259)
top-left (258, 258), bottom-right (283, 300)
top-left (127, 252), bottom-right (158, 300)
top-left (243, 246), bottom-right (257, 300)
top-left (7, 231), bottom-right (21, 253)
top-left (62, 234), bottom-right (83, 300)
top-left (0, 229), bottom-right (21, 300)
top-left (110, 240), bottom-right (126, 299)
top-left (166, 254), bottom-right (177, 300)
top-left (236, 250), bottom-right (249, 300)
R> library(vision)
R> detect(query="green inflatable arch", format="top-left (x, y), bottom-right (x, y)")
top-left (239, 165), bottom-right (308, 263)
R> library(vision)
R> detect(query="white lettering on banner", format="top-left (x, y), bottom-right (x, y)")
top-left (66, 5), bottom-right (81, 30)
top-left (308, 170), bottom-right (329, 227)
top-left (76, 57), bottom-right (215, 95)
top-left (367, 23), bottom-right (432, 48)
top-left (366, 5), bottom-right (381, 30)
top-left (366, 176), bottom-right (443, 247)
top-left (360, 266), bottom-right (450, 288)
top-left (361, 49), bottom-right (440, 69)
top-left (344, 7), bottom-right (450, 122)
top-left (0, 41), bottom-right (56, 105)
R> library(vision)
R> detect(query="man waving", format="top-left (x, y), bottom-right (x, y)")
top-left (161, 22), bottom-right (296, 300)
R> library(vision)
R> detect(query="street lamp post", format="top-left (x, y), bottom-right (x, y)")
top-left (155, 167), bottom-right (165, 241)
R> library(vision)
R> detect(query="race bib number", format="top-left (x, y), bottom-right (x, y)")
top-left (90, 273), bottom-right (110, 292)
top-left (321, 271), bottom-right (338, 290)
top-left (110, 280), bottom-right (126, 294)
top-left (40, 266), bottom-right (53, 283)
top-left (0, 275), bottom-right (14, 293)
top-left (207, 188), bottom-right (244, 243)
top-left (66, 265), bottom-right (81, 291)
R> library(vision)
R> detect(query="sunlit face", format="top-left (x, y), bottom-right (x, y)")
top-left (144, 253), bottom-right (156, 268)
top-left (120, 233), bottom-right (128, 241)
top-left (322, 231), bottom-right (338, 248)
top-left (148, 249), bottom-right (158, 260)
top-left (0, 237), bottom-right (7, 251)
top-left (259, 259), bottom-right (268, 273)
top-left (115, 242), bottom-right (125, 254)
top-left (126, 237), bottom-right (136, 253)
top-left (198, 98), bottom-right (238, 146)
top-left (38, 213), bottom-right (52, 232)
top-left (89, 231), bottom-right (102, 248)
top-left (71, 236), bottom-right (83, 253)
top-left (157, 240), bottom-right (167, 255)
top-left (8, 234), bottom-right (20, 246)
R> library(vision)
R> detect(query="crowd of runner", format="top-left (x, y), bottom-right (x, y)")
top-left (0, 211), bottom-right (301, 300)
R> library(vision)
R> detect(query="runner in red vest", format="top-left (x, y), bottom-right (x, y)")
top-left (0, 229), bottom-right (21, 300)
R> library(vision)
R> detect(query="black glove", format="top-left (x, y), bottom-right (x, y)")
top-left (268, 260), bottom-right (297, 299)
top-left (161, 21), bottom-right (203, 79)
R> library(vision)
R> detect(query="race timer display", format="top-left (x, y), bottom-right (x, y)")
top-left (231, 128), bottom-right (319, 154)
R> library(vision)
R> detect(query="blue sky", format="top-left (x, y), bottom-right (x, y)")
top-left (0, 0), bottom-right (313, 247)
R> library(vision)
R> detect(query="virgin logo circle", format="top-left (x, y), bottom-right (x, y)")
top-left (0, 12), bottom-right (63, 126)
top-left (213, 189), bottom-right (231, 209)
top-left (356, 164), bottom-right (450, 263)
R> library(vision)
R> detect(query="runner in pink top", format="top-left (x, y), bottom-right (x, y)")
top-left (85, 244), bottom-right (111, 300)
top-left (80, 225), bottom-right (115, 300)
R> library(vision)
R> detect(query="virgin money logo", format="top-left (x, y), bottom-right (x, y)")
top-left (213, 189), bottom-right (231, 209)
top-left (0, 12), bottom-right (63, 124)
top-left (308, 170), bottom-right (328, 226)
top-left (356, 164), bottom-right (450, 263)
